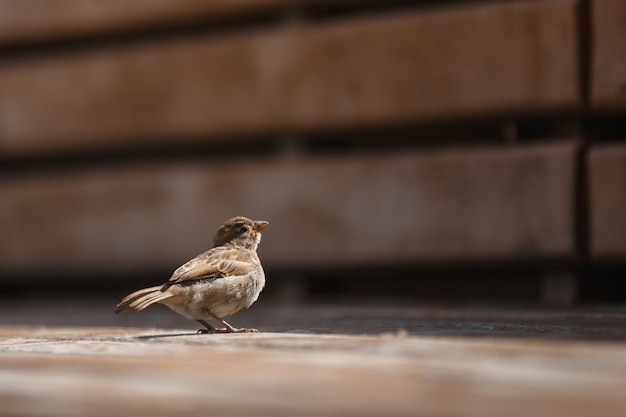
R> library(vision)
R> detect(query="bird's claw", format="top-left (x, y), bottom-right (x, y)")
top-left (196, 327), bottom-right (258, 334)
top-left (235, 328), bottom-right (258, 333)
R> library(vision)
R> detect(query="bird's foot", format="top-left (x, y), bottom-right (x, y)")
top-left (196, 327), bottom-right (258, 334)
top-left (230, 327), bottom-right (258, 333)
top-left (197, 316), bottom-right (258, 334)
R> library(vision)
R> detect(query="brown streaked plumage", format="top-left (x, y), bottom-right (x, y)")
top-left (115, 216), bottom-right (268, 333)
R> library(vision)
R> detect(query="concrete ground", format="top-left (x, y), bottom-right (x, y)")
top-left (1, 298), bottom-right (626, 416)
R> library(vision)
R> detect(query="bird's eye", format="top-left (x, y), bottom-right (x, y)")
top-left (239, 226), bottom-right (249, 233)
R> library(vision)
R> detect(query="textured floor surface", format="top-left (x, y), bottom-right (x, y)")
top-left (1, 300), bottom-right (626, 416)
top-left (2, 325), bottom-right (626, 417)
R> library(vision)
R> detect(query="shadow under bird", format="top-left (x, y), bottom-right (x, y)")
top-left (115, 216), bottom-right (268, 333)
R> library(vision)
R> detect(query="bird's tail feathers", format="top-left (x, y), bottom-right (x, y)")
top-left (115, 285), bottom-right (173, 313)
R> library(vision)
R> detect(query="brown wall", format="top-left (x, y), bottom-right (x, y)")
top-left (0, 0), bottom-right (625, 299)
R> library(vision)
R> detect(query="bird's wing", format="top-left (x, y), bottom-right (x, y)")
top-left (165, 247), bottom-right (256, 286)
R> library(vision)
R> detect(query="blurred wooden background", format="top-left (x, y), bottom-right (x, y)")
top-left (1, 0), bottom-right (625, 306)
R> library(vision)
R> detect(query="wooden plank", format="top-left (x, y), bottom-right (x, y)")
top-left (591, 0), bottom-right (626, 110)
top-left (2, 327), bottom-right (626, 417)
top-left (0, 0), bottom-right (580, 155)
top-left (589, 144), bottom-right (626, 261)
top-left (0, 142), bottom-right (578, 276)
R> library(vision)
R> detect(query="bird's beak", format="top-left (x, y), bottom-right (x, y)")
top-left (254, 220), bottom-right (269, 231)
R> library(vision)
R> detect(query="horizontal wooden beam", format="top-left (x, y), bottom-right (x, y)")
top-left (0, 0), bottom-right (580, 155)
top-left (0, 142), bottom-right (579, 277)
top-left (589, 144), bottom-right (626, 261)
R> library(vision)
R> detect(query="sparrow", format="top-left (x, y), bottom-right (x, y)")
top-left (115, 216), bottom-right (268, 333)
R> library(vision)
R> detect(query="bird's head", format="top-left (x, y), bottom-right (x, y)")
top-left (212, 216), bottom-right (269, 250)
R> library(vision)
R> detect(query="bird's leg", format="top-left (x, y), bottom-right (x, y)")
top-left (196, 319), bottom-right (219, 334)
top-left (207, 312), bottom-right (258, 333)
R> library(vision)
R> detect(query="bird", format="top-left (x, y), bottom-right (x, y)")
top-left (115, 216), bottom-right (268, 334)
